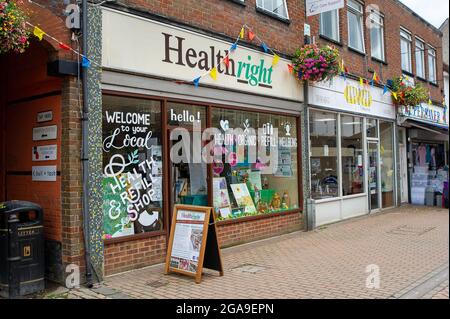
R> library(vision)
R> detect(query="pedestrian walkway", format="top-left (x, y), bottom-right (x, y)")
top-left (57, 205), bottom-right (449, 299)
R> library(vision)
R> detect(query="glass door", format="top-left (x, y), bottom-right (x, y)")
top-left (367, 141), bottom-right (380, 211)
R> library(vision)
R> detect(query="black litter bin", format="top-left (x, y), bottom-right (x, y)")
top-left (0, 201), bottom-right (45, 298)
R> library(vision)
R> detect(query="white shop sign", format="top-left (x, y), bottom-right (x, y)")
top-left (398, 103), bottom-right (449, 128)
top-left (308, 77), bottom-right (396, 120)
top-left (37, 111), bottom-right (53, 123)
top-left (305, 0), bottom-right (344, 17)
top-left (32, 165), bottom-right (57, 181)
top-left (102, 8), bottom-right (303, 102)
top-left (32, 145), bottom-right (57, 161)
top-left (33, 125), bottom-right (57, 141)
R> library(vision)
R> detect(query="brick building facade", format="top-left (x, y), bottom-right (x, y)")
top-left (1, 0), bottom-right (446, 285)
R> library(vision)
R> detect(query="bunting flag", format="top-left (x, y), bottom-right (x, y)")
top-left (261, 42), bottom-right (269, 53)
top-left (239, 27), bottom-right (245, 39)
top-left (209, 67), bottom-right (218, 80)
top-left (359, 77), bottom-right (364, 86)
top-left (392, 92), bottom-right (398, 100)
top-left (81, 56), bottom-right (91, 68)
top-left (33, 26), bottom-right (45, 41)
top-left (272, 54), bottom-right (280, 67)
top-left (248, 30), bottom-right (255, 41)
top-left (428, 98), bottom-right (432, 105)
top-left (383, 85), bottom-right (388, 95)
top-left (370, 79), bottom-right (374, 87)
top-left (287, 64), bottom-right (293, 73)
top-left (373, 72), bottom-right (379, 83)
top-left (223, 55), bottom-right (230, 67)
top-left (193, 77), bottom-right (201, 87)
top-left (59, 42), bottom-right (71, 51)
top-left (230, 42), bottom-right (238, 52)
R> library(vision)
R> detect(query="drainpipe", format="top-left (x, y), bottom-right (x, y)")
top-left (81, 0), bottom-right (93, 288)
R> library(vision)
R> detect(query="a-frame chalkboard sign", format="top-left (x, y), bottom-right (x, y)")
top-left (165, 204), bottom-right (224, 283)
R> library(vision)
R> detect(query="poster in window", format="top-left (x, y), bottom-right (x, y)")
top-left (230, 183), bottom-right (257, 214)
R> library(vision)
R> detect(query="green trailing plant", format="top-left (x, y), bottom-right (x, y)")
top-left (390, 76), bottom-right (429, 106)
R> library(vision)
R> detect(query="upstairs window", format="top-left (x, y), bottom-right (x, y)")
top-left (415, 38), bottom-right (425, 79)
top-left (369, 10), bottom-right (385, 61)
top-left (320, 9), bottom-right (340, 42)
top-left (256, 0), bottom-right (289, 20)
top-left (428, 46), bottom-right (437, 84)
top-left (347, 0), bottom-right (365, 52)
top-left (400, 29), bottom-right (412, 73)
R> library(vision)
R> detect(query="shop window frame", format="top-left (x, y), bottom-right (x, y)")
top-left (101, 90), bottom-right (303, 245)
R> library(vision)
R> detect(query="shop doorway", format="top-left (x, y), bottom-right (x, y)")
top-left (398, 127), bottom-right (409, 204)
top-left (367, 141), bottom-right (380, 212)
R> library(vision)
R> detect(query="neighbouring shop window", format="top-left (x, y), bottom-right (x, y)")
top-left (211, 108), bottom-right (298, 220)
top-left (415, 38), bottom-right (425, 79)
top-left (400, 29), bottom-right (412, 73)
top-left (256, 0), bottom-right (289, 20)
top-left (310, 110), bottom-right (338, 199)
top-left (410, 141), bottom-right (448, 205)
top-left (102, 95), bottom-right (163, 239)
top-left (369, 10), bottom-right (385, 61)
top-left (380, 121), bottom-right (394, 208)
top-left (320, 9), bottom-right (339, 42)
top-left (341, 115), bottom-right (364, 196)
top-left (169, 102), bottom-right (208, 208)
top-left (347, 0), bottom-right (365, 53)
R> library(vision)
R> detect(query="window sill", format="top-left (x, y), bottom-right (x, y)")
top-left (371, 56), bottom-right (387, 65)
top-left (429, 81), bottom-right (439, 87)
top-left (401, 70), bottom-right (415, 78)
top-left (347, 46), bottom-right (366, 57)
top-left (104, 230), bottom-right (166, 245)
top-left (216, 209), bottom-right (301, 226)
top-left (319, 34), bottom-right (342, 47)
top-left (416, 76), bottom-right (427, 83)
top-left (227, 0), bottom-right (246, 7)
top-left (255, 6), bottom-right (291, 25)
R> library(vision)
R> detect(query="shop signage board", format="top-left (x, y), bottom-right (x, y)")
top-left (32, 125), bottom-right (58, 141)
top-left (37, 111), bottom-right (53, 123)
top-left (102, 7), bottom-right (303, 102)
top-left (165, 205), bottom-right (223, 284)
top-left (305, 0), bottom-right (345, 16)
top-left (32, 165), bottom-right (57, 181)
top-left (308, 77), bottom-right (396, 120)
top-left (32, 145), bottom-right (57, 161)
top-left (397, 103), bottom-right (449, 128)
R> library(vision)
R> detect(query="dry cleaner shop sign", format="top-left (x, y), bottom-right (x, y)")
top-left (101, 8), bottom-right (302, 101)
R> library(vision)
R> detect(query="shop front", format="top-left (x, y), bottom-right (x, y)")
top-left (397, 103), bottom-right (449, 207)
top-left (306, 76), bottom-right (397, 227)
top-left (100, 7), bottom-right (304, 275)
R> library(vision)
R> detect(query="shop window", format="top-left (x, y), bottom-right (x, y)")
top-left (211, 108), bottom-right (298, 220)
top-left (400, 29), bottom-right (412, 73)
top-left (168, 102), bottom-right (208, 209)
top-left (415, 38), bottom-right (425, 79)
top-left (380, 121), bottom-right (394, 208)
top-left (102, 95), bottom-right (163, 239)
top-left (369, 10), bottom-right (385, 61)
top-left (320, 9), bottom-right (340, 42)
top-left (309, 110), bottom-right (338, 199)
top-left (341, 115), bottom-right (364, 196)
top-left (347, 0), bottom-right (365, 53)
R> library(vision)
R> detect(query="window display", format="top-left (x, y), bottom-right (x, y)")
top-left (309, 110), bottom-right (338, 199)
top-left (341, 115), bottom-right (364, 196)
top-left (102, 95), bottom-right (163, 239)
top-left (211, 108), bottom-right (299, 220)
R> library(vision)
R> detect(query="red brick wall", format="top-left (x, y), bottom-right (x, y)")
top-left (119, 0), bottom-right (443, 101)
top-left (104, 212), bottom-right (303, 275)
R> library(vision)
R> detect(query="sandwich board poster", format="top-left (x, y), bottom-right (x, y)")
top-left (165, 205), bottom-right (223, 283)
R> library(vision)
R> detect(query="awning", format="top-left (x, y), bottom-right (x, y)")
top-left (403, 119), bottom-right (449, 136)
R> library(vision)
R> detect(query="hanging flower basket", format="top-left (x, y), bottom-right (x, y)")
top-left (0, 0), bottom-right (30, 54)
top-left (291, 44), bottom-right (340, 82)
top-left (390, 76), bottom-right (428, 106)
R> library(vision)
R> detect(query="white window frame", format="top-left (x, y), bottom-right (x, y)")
top-left (320, 9), bottom-right (340, 42)
top-left (400, 28), bottom-right (412, 73)
top-left (369, 10), bottom-right (385, 61)
top-left (256, 0), bottom-right (289, 20)
top-left (415, 37), bottom-right (426, 79)
top-left (347, 0), bottom-right (365, 53)
top-left (427, 45), bottom-right (437, 84)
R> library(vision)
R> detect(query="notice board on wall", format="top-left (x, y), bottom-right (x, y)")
top-left (165, 205), bottom-right (223, 283)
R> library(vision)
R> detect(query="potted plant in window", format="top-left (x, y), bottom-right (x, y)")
top-left (291, 44), bottom-right (340, 82)
top-left (0, 0), bottom-right (30, 54)
top-left (390, 76), bottom-right (429, 107)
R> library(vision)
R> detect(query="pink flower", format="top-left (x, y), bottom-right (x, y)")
top-left (19, 36), bottom-right (26, 44)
